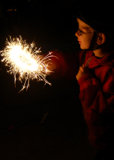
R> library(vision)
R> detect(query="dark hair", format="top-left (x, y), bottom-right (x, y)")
top-left (72, 3), bottom-right (114, 51)
top-left (72, 3), bottom-right (114, 33)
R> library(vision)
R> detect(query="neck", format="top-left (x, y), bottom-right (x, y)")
top-left (93, 48), bottom-right (107, 58)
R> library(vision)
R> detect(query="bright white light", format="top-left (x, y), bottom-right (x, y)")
top-left (0, 36), bottom-right (55, 92)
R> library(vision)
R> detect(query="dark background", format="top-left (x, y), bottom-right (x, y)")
top-left (0, 0), bottom-right (94, 159)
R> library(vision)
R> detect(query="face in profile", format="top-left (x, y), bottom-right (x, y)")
top-left (75, 18), bottom-right (95, 50)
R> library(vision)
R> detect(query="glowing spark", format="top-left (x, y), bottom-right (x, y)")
top-left (0, 36), bottom-right (55, 92)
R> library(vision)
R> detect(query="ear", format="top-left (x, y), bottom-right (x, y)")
top-left (96, 33), bottom-right (106, 45)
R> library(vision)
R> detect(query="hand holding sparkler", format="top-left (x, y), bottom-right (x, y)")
top-left (76, 65), bottom-right (86, 80)
top-left (76, 57), bottom-right (94, 80)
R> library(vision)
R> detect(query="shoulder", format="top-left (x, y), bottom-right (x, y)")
top-left (95, 61), bottom-right (113, 82)
top-left (95, 62), bottom-right (114, 93)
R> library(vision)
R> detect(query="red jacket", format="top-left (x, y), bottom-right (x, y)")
top-left (77, 50), bottom-right (114, 150)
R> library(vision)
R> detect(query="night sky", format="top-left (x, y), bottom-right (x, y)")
top-left (0, 1), bottom-right (94, 159)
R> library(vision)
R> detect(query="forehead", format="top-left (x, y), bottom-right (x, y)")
top-left (77, 18), bottom-right (94, 31)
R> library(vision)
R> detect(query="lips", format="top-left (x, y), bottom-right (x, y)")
top-left (78, 41), bottom-right (81, 44)
top-left (77, 38), bottom-right (81, 44)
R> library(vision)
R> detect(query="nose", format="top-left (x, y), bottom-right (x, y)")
top-left (75, 31), bottom-right (78, 37)
top-left (75, 29), bottom-right (81, 37)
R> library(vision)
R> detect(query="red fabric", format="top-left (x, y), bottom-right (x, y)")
top-left (77, 50), bottom-right (114, 149)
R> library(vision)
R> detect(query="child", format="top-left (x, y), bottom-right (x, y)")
top-left (75, 5), bottom-right (114, 160)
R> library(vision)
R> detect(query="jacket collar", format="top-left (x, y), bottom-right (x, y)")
top-left (85, 50), bottom-right (113, 68)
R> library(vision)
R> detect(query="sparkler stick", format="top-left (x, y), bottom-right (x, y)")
top-left (0, 36), bottom-right (56, 92)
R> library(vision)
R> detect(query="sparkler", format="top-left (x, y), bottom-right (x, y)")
top-left (0, 36), bottom-right (56, 92)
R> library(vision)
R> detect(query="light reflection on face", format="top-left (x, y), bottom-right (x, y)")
top-left (75, 18), bottom-right (95, 50)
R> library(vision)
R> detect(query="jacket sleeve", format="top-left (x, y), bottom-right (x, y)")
top-left (77, 67), bottom-right (114, 149)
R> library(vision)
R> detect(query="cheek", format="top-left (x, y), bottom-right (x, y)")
top-left (81, 35), bottom-right (94, 49)
top-left (79, 37), bottom-right (91, 49)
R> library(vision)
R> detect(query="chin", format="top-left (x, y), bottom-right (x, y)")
top-left (80, 47), bottom-right (87, 50)
top-left (80, 45), bottom-right (90, 50)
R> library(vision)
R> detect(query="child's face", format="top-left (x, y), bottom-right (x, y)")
top-left (75, 18), bottom-right (95, 50)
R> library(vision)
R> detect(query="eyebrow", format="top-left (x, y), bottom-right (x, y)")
top-left (79, 26), bottom-right (93, 32)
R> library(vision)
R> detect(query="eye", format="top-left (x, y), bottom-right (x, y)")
top-left (77, 29), bottom-right (85, 35)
